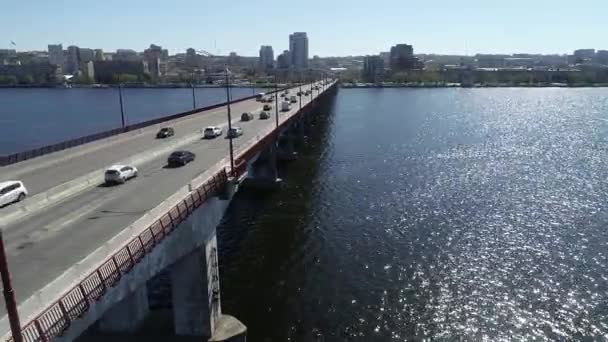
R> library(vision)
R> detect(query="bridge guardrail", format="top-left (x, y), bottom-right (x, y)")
top-left (0, 86), bottom-right (291, 167)
top-left (8, 169), bottom-right (228, 342)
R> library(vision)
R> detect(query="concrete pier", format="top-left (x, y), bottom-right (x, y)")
top-left (98, 285), bottom-right (149, 333)
top-left (170, 237), bottom-right (220, 338)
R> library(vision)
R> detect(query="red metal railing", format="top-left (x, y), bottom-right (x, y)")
top-left (8, 170), bottom-right (228, 342)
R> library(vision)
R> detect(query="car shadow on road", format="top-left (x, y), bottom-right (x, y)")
top-left (97, 182), bottom-right (118, 188)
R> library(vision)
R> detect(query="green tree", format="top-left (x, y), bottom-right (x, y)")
top-left (0, 75), bottom-right (17, 85)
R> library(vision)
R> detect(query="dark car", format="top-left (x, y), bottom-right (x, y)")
top-left (241, 112), bottom-right (254, 121)
top-left (156, 127), bottom-right (174, 138)
top-left (167, 150), bottom-right (195, 167)
top-left (263, 104), bottom-right (272, 111)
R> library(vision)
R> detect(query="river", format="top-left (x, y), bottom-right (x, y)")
top-left (0, 87), bottom-right (262, 155)
top-left (217, 88), bottom-right (608, 341)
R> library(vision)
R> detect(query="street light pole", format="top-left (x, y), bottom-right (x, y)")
top-left (274, 73), bottom-right (279, 129)
top-left (191, 72), bottom-right (197, 110)
top-left (299, 72), bottom-right (302, 110)
top-left (225, 67), bottom-right (235, 175)
top-left (118, 77), bottom-right (126, 129)
top-left (0, 231), bottom-right (22, 342)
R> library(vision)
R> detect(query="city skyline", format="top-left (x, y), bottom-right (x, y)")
top-left (2, 0), bottom-right (608, 56)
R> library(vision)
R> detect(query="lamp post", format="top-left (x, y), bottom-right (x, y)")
top-left (191, 72), bottom-right (197, 110)
top-left (299, 72), bottom-right (303, 110)
top-left (118, 75), bottom-right (126, 129)
top-left (274, 73), bottom-right (279, 129)
top-left (0, 231), bottom-right (22, 342)
top-left (224, 67), bottom-right (235, 174)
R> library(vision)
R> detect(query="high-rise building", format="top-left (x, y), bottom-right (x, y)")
top-left (289, 32), bottom-right (309, 69)
top-left (48, 44), bottom-right (63, 66)
top-left (389, 44), bottom-right (422, 70)
top-left (363, 55), bottom-right (385, 83)
top-left (79, 48), bottom-right (95, 63)
top-left (65, 45), bottom-right (80, 74)
top-left (277, 50), bottom-right (290, 69)
top-left (259, 45), bottom-right (274, 71)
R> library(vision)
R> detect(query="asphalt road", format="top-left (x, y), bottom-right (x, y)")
top-left (0, 81), bottom-right (329, 315)
top-left (1, 85), bottom-right (304, 197)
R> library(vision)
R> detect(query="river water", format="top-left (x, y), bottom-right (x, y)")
top-left (0, 87), bottom-right (261, 155)
top-left (217, 88), bottom-right (608, 341)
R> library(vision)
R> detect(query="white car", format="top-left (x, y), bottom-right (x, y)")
top-left (0, 181), bottom-right (28, 207)
top-left (204, 126), bottom-right (223, 138)
top-left (104, 165), bottom-right (138, 184)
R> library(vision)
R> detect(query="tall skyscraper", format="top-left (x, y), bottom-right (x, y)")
top-left (65, 45), bottom-right (80, 74)
top-left (259, 45), bottom-right (274, 70)
top-left (48, 44), bottom-right (63, 66)
top-left (289, 32), bottom-right (309, 69)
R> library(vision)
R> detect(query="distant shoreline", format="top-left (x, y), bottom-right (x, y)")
top-left (341, 83), bottom-right (608, 88)
top-left (0, 84), bottom-right (278, 89)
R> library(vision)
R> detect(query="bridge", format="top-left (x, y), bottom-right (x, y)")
top-left (0, 79), bottom-right (338, 341)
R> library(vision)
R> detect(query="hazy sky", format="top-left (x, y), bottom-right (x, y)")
top-left (2, 0), bottom-right (607, 56)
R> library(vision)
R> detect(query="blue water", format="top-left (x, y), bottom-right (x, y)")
top-left (0, 87), bottom-right (260, 154)
top-left (218, 87), bottom-right (608, 341)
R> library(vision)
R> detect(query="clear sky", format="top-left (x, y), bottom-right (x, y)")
top-left (2, 0), bottom-right (607, 56)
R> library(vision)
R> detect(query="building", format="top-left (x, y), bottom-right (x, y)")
top-left (259, 45), bottom-right (274, 71)
top-left (65, 45), bottom-right (80, 74)
top-left (277, 50), bottom-right (290, 69)
top-left (144, 44), bottom-right (165, 78)
top-left (186, 48), bottom-right (199, 67)
top-left (389, 44), bottom-right (422, 70)
top-left (79, 48), bottom-right (95, 63)
top-left (475, 54), bottom-right (508, 68)
top-left (289, 32), bottom-right (309, 69)
top-left (574, 49), bottom-right (596, 59)
top-left (597, 50), bottom-right (608, 65)
top-left (82, 61), bottom-right (95, 81)
top-left (115, 49), bottom-right (140, 62)
top-left (48, 44), bottom-right (63, 66)
top-left (94, 49), bottom-right (105, 61)
top-left (363, 55), bottom-right (385, 83)
top-left (93, 60), bottom-right (146, 83)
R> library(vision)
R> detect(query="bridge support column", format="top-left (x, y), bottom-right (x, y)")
top-left (242, 141), bottom-right (282, 190)
top-left (97, 284), bottom-right (149, 333)
top-left (278, 132), bottom-right (297, 162)
top-left (170, 235), bottom-right (220, 338)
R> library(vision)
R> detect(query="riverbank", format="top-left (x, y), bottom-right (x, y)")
top-left (0, 83), bottom-right (285, 89)
top-left (341, 82), bottom-right (608, 88)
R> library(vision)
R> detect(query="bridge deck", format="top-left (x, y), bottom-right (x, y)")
top-left (0, 82), bottom-right (327, 317)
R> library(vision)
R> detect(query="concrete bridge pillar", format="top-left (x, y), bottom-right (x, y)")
top-left (243, 141), bottom-right (282, 189)
top-left (97, 284), bottom-right (149, 333)
top-left (169, 235), bottom-right (221, 338)
top-left (278, 132), bottom-right (297, 162)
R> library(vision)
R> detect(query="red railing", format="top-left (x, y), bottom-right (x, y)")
top-left (8, 170), bottom-right (228, 342)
